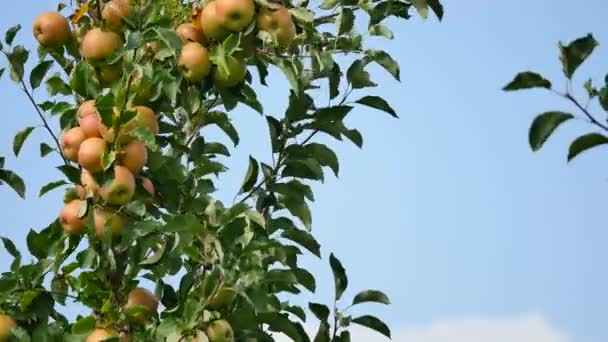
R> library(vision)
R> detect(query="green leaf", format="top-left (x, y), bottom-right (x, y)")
top-left (71, 316), bottom-right (96, 335)
top-left (369, 25), bottom-right (394, 39)
top-left (599, 87), bottom-right (608, 111)
top-left (283, 304), bottom-right (307, 322)
top-left (365, 50), bottom-right (400, 81)
top-left (40, 143), bottom-right (54, 157)
top-left (130, 127), bottom-right (158, 151)
top-left (313, 321), bottom-right (331, 342)
top-left (207, 111), bottom-right (240, 146)
top-left (0, 68), bottom-right (5, 80)
top-left (240, 156), bottom-right (259, 193)
top-left (0, 169), bottom-right (26, 198)
top-left (30, 60), bottom-right (54, 89)
top-left (305, 143), bottom-right (339, 176)
top-left (8, 45), bottom-right (29, 82)
top-left (46, 73), bottom-right (72, 96)
top-left (428, 0), bottom-right (444, 20)
top-left (352, 290), bottom-right (391, 305)
top-left (260, 312), bottom-right (311, 342)
top-left (355, 95), bottom-right (397, 118)
top-left (283, 196), bottom-right (312, 230)
top-left (290, 8), bottom-right (314, 23)
top-left (56, 165), bottom-right (81, 184)
top-left (70, 61), bottom-right (99, 98)
top-left (329, 253), bottom-right (348, 301)
top-left (294, 268), bottom-right (316, 292)
top-left (1, 237), bottom-right (20, 258)
top-left (567, 133), bottom-right (608, 162)
top-left (352, 315), bottom-right (391, 338)
top-left (329, 63), bottom-right (340, 99)
top-left (275, 58), bottom-right (300, 93)
top-left (338, 9), bottom-right (355, 35)
top-left (5, 24), bottom-right (21, 45)
top-left (319, 0), bottom-right (339, 10)
top-left (411, 0), bottom-right (429, 18)
top-left (347, 59), bottom-right (376, 89)
top-left (13, 126), bottom-right (35, 157)
top-left (559, 34), bottom-right (598, 79)
top-left (96, 93), bottom-right (116, 128)
top-left (503, 72), bottom-right (552, 91)
top-left (282, 158), bottom-right (324, 181)
top-left (528, 111), bottom-right (574, 151)
top-left (39, 180), bottom-right (68, 197)
top-left (153, 27), bottom-right (183, 57)
top-left (223, 33), bottom-right (241, 56)
top-left (308, 302), bottom-right (330, 321)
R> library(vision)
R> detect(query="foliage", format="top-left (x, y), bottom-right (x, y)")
top-left (0, 0), bottom-right (442, 340)
top-left (505, 34), bottom-right (608, 163)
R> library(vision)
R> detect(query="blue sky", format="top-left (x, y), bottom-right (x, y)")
top-left (1, 0), bottom-right (608, 341)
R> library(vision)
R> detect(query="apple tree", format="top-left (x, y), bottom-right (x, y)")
top-left (0, 0), bottom-right (443, 340)
top-left (505, 34), bottom-right (608, 164)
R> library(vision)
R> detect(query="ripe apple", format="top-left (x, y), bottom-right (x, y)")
top-left (125, 288), bottom-right (158, 321)
top-left (141, 177), bottom-right (155, 198)
top-left (60, 127), bottom-right (87, 162)
top-left (99, 165), bottom-right (135, 206)
top-left (215, 0), bottom-right (255, 32)
top-left (59, 200), bottom-right (87, 235)
top-left (86, 328), bottom-right (118, 342)
top-left (206, 320), bottom-right (234, 342)
top-left (102, 0), bottom-right (131, 31)
top-left (99, 106), bottom-right (158, 143)
top-left (80, 28), bottom-right (122, 63)
top-left (176, 23), bottom-right (205, 44)
top-left (213, 56), bottom-right (247, 87)
top-left (75, 185), bottom-right (87, 199)
top-left (179, 42), bottom-right (211, 82)
top-left (33, 12), bottom-right (71, 48)
top-left (200, 1), bottom-right (230, 41)
top-left (78, 100), bottom-right (102, 138)
top-left (81, 169), bottom-right (100, 194)
top-left (94, 208), bottom-right (125, 239)
top-left (78, 137), bottom-right (108, 173)
top-left (0, 314), bottom-right (16, 342)
top-left (256, 6), bottom-right (296, 48)
top-left (120, 139), bottom-right (148, 174)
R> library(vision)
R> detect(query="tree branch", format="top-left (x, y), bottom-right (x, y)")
top-left (565, 93), bottom-right (608, 131)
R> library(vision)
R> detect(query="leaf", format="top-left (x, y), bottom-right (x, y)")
top-left (355, 95), bottom-right (397, 118)
top-left (352, 315), bottom-right (391, 338)
top-left (283, 196), bottom-right (312, 230)
top-left (352, 290), bottom-right (391, 305)
top-left (411, 0), bottom-right (428, 18)
top-left (72, 4), bottom-right (89, 24)
top-left (0, 169), bottom-right (26, 198)
top-left (8, 45), bottom-right (29, 82)
top-left (329, 63), bottom-right (341, 99)
top-left (46, 73), bottom-right (72, 96)
top-left (369, 25), bottom-right (394, 39)
top-left (294, 268), bottom-right (316, 292)
top-left (427, 0), bottom-right (444, 20)
top-left (275, 58), bottom-right (300, 93)
top-left (70, 61), bottom-right (99, 98)
top-left (0, 68), bottom-right (5, 80)
top-left (567, 133), bottom-right (608, 162)
top-left (347, 59), bottom-right (376, 89)
top-left (240, 156), bottom-right (259, 193)
top-left (338, 9), bottom-right (355, 35)
top-left (71, 316), bottom-right (96, 334)
top-left (305, 143), bottom-right (339, 176)
top-left (5, 24), bottom-right (21, 45)
top-left (503, 72), bottom-right (552, 91)
top-left (260, 312), bottom-right (311, 342)
top-left (57, 165), bottom-right (81, 184)
top-left (559, 34), bottom-right (598, 79)
top-left (13, 126), bottom-right (35, 157)
top-left (308, 302), bottom-right (330, 321)
top-left (281, 229), bottom-right (321, 258)
top-left (290, 8), bottom-right (314, 23)
top-left (319, 0), bottom-right (339, 10)
top-left (130, 127), bottom-right (158, 151)
top-left (40, 143), bottom-right (54, 157)
top-left (153, 27), bottom-right (183, 57)
top-left (528, 111), bottom-right (574, 151)
top-left (1, 237), bottom-right (20, 258)
top-left (30, 60), bottom-right (54, 89)
top-left (329, 253), bottom-right (348, 301)
top-left (282, 158), bottom-right (324, 181)
top-left (313, 322), bottom-right (331, 342)
top-left (39, 180), bottom-right (68, 197)
top-left (365, 50), bottom-right (400, 81)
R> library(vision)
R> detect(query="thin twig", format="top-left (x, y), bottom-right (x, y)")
top-left (19, 80), bottom-right (69, 166)
top-left (565, 93), bottom-right (608, 131)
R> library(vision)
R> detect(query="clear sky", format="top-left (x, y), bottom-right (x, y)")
top-left (1, 1), bottom-right (608, 341)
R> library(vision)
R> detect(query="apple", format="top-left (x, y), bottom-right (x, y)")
top-left (78, 100), bottom-right (102, 138)
top-left (78, 137), bottom-right (108, 173)
top-left (99, 106), bottom-right (158, 143)
top-left (206, 320), bottom-right (234, 342)
top-left (141, 177), bottom-right (155, 197)
top-left (33, 12), bottom-right (71, 48)
top-left (102, 0), bottom-right (131, 31)
top-left (75, 185), bottom-right (87, 199)
top-left (0, 314), bottom-right (16, 342)
top-left (176, 23), bottom-right (205, 44)
top-left (99, 165), bottom-right (136, 205)
top-left (59, 200), bottom-right (87, 235)
top-left (98, 64), bottom-right (122, 86)
top-left (94, 207), bottom-right (125, 239)
top-left (80, 28), bottom-right (122, 63)
top-left (86, 328), bottom-right (118, 342)
top-left (215, 0), bottom-right (255, 32)
top-left (256, 6), bottom-right (296, 48)
top-left (60, 127), bottom-right (87, 162)
top-left (125, 288), bottom-right (158, 321)
top-left (207, 287), bottom-right (237, 310)
top-left (120, 139), bottom-right (148, 174)
top-left (200, 1), bottom-right (230, 41)
top-left (81, 169), bottom-right (100, 194)
top-left (213, 56), bottom-right (247, 87)
top-left (179, 42), bottom-right (211, 82)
